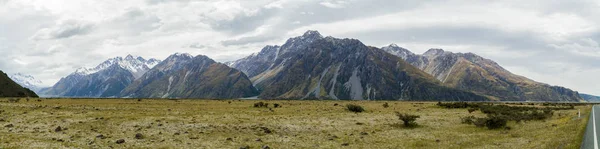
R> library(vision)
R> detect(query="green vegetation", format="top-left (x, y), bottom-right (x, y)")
top-left (253, 101), bottom-right (269, 108)
top-left (438, 102), bottom-right (578, 129)
top-left (395, 112), bottom-right (420, 127)
top-left (346, 104), bottom-right (365, 113)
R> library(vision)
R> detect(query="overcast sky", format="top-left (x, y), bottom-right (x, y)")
top-left (1, 0), bottom-right (600, 95)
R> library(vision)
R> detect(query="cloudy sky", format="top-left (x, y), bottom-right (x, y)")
top-left (1, 0), bottom-right (600, 95)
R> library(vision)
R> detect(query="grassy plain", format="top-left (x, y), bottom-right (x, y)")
top-left (0, 98), bottom-right (591, 148)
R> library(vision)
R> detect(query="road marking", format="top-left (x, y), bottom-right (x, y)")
top-left (594, 105), bottom-right (598, 149)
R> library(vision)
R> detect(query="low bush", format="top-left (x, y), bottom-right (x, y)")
top-left (254, 102), bottom-right (269, 108)
top-left (485, 116), bottom-right (507, 129)
top-left (383, 103), bottom-right (390, 108)
top-left (461, 116), bottom-right (476, 124)
top-left (346, 104), bottom-right (365, 113)
top-left (8, 98), bottom-right (20, 103)
top-left (440, 102), bottom-right (566, 130)
top-left (395, 112), bottom-right (420, 127)
top-left (473, 117), bottom-right (487, 128)
top-left (468, 108), bottom-right (477, 113)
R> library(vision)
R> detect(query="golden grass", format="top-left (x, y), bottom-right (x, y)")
top-left (0, 98), bottom-right (591, 149)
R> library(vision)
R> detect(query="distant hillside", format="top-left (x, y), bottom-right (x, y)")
top-left (0, 70), bottom-right (38, 97)
top-left (43, 55), bottom-right (160, 97)
top-left (382, 44), bottom-right (583, 102)
top-left (120, 53), bottom-right (258, 99)
top-left (581, 94), bottom-right (600, 102)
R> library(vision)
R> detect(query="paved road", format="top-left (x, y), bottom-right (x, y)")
top-left (582, 105), bottom-right (599, 149)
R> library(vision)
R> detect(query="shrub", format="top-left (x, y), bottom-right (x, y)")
top-left (395, 112), bottom-right (420, 127)
top-left (273, 103), bottom-right (281, 108)
top-left (485, 116), bottom-right (507, 129)
top-left (473, 118), bottom-right (487, 128)
top-left (468, 108), bottom-right (477, 113)
top-left (346, 104), bottom-right (365, 113)
top-left (8, 98), bottom-right (20, 103)
top-left (254, 102), bottom-right (269, 108)
top-left (461, 116), bottom-right (476, 124)
top-left (383, 103), bottom-right (390, 108)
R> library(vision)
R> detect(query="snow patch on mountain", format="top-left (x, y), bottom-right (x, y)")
top-left (73, 54), bottom-right (161, 79)
top-left (9, 73), bottom-right (45, 90)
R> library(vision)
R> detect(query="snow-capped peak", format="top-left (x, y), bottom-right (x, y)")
top-left (381, 44), bottom-right (415, 60)
top-left (9, 73), bottom-right (44, 89)
top-left (423, 48), bottom-right (447, 57)
top-left (172, 52), bottom-right (194, 58)
top-left (303, 30), bottom-right (322, 38)
top-left (72, 55), bottom-right (162, 79)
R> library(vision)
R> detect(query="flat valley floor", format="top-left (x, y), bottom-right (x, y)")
top-left (0, 99), bottom-right (591, 148)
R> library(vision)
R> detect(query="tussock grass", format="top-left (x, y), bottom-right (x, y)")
top-left (0, 98), bottom-right (590, 148)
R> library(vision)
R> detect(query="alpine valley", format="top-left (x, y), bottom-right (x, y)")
top-left (36, 30), bottom-right (585, 101)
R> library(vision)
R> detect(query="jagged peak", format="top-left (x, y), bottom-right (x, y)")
top-left (264, 45), bottom-right (280, 49)
top-left (303, 30), bottom-right (322, 38)
top-left (423, 48), bottom-right (447, 57)
top-left (169, 52), bottom-right (194, 59)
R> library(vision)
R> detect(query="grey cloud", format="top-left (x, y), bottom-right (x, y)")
top-left (107, 7), bottom-right (162, 36)
top-left (145, 0), bottom-right (190, 5)
top-left (221, 34), bottom-right (279, 46)
top-left (188, 43), bottom-right (206, 49)
top-left (53, 23), bottom-right (94, 39)
top-left (31, 20), bottom-right (94, 40)
top-left (207, 0), bottom-right (432, 35)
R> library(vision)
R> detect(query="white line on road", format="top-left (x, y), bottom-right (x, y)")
top-left (594, 105), bottom-right (598, 149)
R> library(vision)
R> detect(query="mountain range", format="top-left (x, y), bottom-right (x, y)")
top-left (42, 55), bottom-right (160, 97)
top-left (229, 31), bottom-right (486, 100)
top-left (120, 53), bottom-right (258, 99)
top-left (9, 73), bottom-right (45, 93)
top-left (0, 70), bottom-right (38, 97)
top-left (34, 30), bottom-right (585, 101)
top-left (381, 44), bottom-right (583, 102)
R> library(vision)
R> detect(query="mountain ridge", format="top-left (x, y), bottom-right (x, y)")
top-left (42, 55), bottom-right (161, 97)
top-left (232, 30), bottom-right (488, 100)
top-left (120, 53), bottom-right (259, 99)
top-left (382, 44), bottom-right (583, 102)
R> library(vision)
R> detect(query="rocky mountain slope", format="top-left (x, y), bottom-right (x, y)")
top-left (120, 53), bottom-right (258, 99)
top-left (43, 55), bottom-right (160, 97)
top-left (581, 94), bottom-right (600, 102)
top-left (382, 44), bottom-right (583, 102)
top-left (9, 73), bottom-right (45, 93)
top-left (0, 70), bottom-right (38, 97)
top-left (231, 31), bottom-right (487, 100)
top-left (226, 45), bottom-right (280, 78)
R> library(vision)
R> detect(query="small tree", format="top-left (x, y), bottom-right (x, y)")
top-left (395, 112), bottom-right (420, 127)
top-left (346, 104), bottom-right (365, 113)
